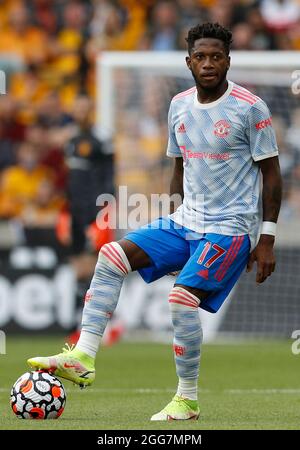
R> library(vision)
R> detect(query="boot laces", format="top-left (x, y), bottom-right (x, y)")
top-left (62, 343), bottom-right (75, 353)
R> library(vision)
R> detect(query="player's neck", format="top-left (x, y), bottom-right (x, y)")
top-left (196, 79), bottom-right (228, 104)
top-left (79, 124), bottom-right (91, 133)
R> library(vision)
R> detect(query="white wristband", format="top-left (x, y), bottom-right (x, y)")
top-left (261, 221), bottom-right (277, 236)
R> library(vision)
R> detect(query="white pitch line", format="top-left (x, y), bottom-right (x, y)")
top-left (2, 387), bottom-right (210, 394)
top-left (2, 387), bottom-right (300, 394)
top-left (225, 389), bottom-right (300, 394)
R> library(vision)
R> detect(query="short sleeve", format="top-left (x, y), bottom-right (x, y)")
top-left (166, 101), bottom-right (182, 157)
top-left (245, 100), bottom-right (279, 162)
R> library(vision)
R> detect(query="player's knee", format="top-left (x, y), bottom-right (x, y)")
top-left (98, 242), bottom-right (131, 275)
top-left (175, 284), bottom-right (210, 302)
top-left (168, 286), bottom-right (201, 310)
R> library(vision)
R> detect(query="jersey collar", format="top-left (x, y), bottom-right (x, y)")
top-left (193, 80), bottom-right (233, 109)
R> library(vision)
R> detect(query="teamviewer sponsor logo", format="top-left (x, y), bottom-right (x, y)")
top-left (180, 145), bottom-right (230, 161)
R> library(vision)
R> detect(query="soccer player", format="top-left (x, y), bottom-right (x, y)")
top-left (28, 23), bottom-right (282, 421)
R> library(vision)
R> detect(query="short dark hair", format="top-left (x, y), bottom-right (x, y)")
top-left (186, 22), bottom-right (233, 55)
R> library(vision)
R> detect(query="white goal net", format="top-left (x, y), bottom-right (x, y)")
top-left (97, 51), bottom-right (300, 340)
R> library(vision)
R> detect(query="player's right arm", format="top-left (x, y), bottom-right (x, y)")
top-left (166, 100), bottom-right (184, 213)
top-left (167, 101), bottom-right (184, 276)
top-left (170, 157), bottom-right (184, 214)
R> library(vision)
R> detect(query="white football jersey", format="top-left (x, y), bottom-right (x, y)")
top-left (167, 80), bottom-right (279, 249)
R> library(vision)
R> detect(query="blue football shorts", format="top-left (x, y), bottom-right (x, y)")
top-left (124, 217), bottom-right (250, 313)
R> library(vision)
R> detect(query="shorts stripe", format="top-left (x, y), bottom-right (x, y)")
top-left (224, 236), bottom-right (244, 276)
top-left (214, 236), bottom-right (237, 281)
top-left (214, 236), bottom-right (244, 282)
top-left (215, 236), bottom-right (243, 282)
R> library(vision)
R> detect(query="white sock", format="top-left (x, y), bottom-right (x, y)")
top-left (76, 330), bottom-right (101, 358)
top-left (176, 377), bottom-right (198, 400)
top-left (75, 242), bottom-right (131, 359)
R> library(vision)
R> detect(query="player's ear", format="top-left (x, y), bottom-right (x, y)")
top-left (227, 55), bottom-right (231, 71)
top-left (186, 56), bottom-right (191, 70)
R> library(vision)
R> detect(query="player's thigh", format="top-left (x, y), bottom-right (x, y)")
top-left (120, 217), bottom-right (190, 273)
top-left (118, 238), bottom-right (152, 271)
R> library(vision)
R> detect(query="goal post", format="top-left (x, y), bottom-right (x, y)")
top-left (97, 51), bottom-right (300, 341)
top-left (97, 51), bottom-right (300, 137)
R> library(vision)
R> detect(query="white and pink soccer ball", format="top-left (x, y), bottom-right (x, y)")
top-left (10, 371), bottom-right (66, 419)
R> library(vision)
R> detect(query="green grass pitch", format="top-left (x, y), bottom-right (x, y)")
top-left (1, 336), bottom-right (300, 430)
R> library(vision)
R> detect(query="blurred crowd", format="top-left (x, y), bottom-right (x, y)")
top-left (0, 0), bottom-right (300, 252)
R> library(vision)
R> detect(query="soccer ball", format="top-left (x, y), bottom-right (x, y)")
top-left (10, 371), bottom-right (66, 419)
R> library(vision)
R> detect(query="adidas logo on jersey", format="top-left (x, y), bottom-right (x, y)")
top-left (197, 269), bottom-right (209, 280)
top-left (177, 123), bottom-right (186, 133)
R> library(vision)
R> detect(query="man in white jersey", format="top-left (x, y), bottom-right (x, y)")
top-left (28, 23), bottom-right (282, 421)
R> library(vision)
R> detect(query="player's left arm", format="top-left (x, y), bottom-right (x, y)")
top-left (247, 156), bottom-right (282, 283)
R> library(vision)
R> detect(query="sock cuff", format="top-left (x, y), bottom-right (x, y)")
top-left (177, 377), bottom-right (198, 401)
top-left (169, 286), bottom-right (200, 309)
top-left (99, 242), bottom-right (132, 275)
top-left (111, 242), bottom-right (132, 273)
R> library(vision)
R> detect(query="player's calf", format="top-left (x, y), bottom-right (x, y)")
top-left (151, 287), bottom-right (203, 420)
top-left (169, 286), bottom-right (202, 380)
top-left (28, 242), bottom-right (132, 386)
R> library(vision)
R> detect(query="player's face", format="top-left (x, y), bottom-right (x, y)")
top-left (186, 38), bottom-right (230, 90)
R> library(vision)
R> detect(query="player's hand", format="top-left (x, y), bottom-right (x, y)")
top-left (168, 271), bottom-right (181, 276)
top-left (246, 235), bottom-right (276, 283)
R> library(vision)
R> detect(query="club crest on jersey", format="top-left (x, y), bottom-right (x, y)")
top-left (214, 120), bottom-right (231, 138)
